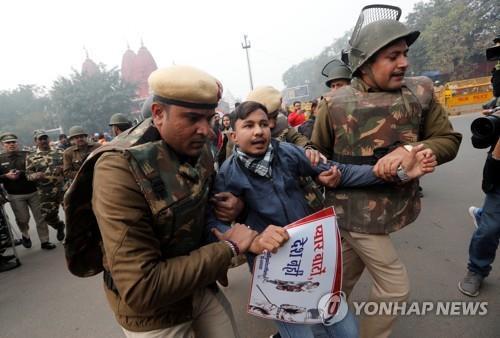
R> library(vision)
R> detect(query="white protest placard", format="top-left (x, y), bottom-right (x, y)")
top-left (247, 207), bottom-right (343, 324)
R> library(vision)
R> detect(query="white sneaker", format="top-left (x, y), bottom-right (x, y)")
top-left (468, 206), bottom-right (480, 228)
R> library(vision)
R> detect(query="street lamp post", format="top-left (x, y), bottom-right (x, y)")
top-left (241, 34), bottom-right (254, 90)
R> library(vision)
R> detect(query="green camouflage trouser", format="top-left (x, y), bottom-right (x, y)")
top-left (39, 188), bottom-right (64, 230)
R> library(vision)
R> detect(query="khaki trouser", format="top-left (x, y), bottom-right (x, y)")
top-left (8, 192), bottom-right (49, 242)
top-left (341, 230), bottom-right (410, 338)
top-left (122, 288), bottom-right (239, 338)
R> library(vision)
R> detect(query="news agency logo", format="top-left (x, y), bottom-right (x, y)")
top-left (352, 301), bottom-right (488, 316)
top-left (317, 295), bottom-right (488, 322)
top-left (318, 291), bottom-right (349, 326)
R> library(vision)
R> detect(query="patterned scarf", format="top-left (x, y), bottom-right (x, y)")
top-left (235, 143), bottom-right (274, 178)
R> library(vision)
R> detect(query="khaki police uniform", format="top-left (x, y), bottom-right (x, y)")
top-left (0, 133), bottom-right (50, 243)
top-left (67, 66), bottom-right (239, 337)
top-left (63, 143), bottom-right (100, 181)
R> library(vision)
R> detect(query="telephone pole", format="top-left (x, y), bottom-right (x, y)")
top-left (241, 34), bottom-right (254, 90)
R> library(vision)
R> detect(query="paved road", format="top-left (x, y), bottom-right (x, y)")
top-left (0, 113), bottom-right (498, 338)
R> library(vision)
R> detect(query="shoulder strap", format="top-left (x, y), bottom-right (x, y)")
top-left (126, 141), bottom-right (172, 215)
top-left (403, 76), bottom-right (434, 110)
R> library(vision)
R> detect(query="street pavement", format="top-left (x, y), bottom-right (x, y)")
top-left (0, 112), bottom-right (498, 338)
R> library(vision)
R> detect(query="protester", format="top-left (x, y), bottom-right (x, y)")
top-left (247, 86), bottom-right (314, 150)
top-left (217, 114), bottom-right (233, 167)
top-left (298, 100), bottom-right (318, 139)
top-left (288, 101), bottom-right (305, 127)
top-left (209, 101), bottom-right (436, 338)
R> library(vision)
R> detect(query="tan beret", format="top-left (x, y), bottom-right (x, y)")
top-left (246, 86), bottom-right (282, 114)
top-left (148, 65), bottom-right (222, 109)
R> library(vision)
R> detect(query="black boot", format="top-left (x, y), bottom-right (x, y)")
top-left (0, 254), bottom-right (15, 262)
top-left (56, 222), bottom-right (65, 242)
top-left (22, 236), bottom-right (32, 249)
top-left (41, 242), bottom-right (56, 250)
top-left (0, 259), bottom-right (20, 272)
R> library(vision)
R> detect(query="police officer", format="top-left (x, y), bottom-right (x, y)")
top-left (26, 130), bottom-right (65, 241)
top-left (322, 59), bottom-right (352, 92)
top-left (63, 126), bottom-right (100, 182)
top-left (312, 18), bottom-right (462, 338)
top-left (108, 113), bottom-right (132, 137)
top-left (65, 65), bottom-right (256, 337)
top-left (0, 133), bottom-right (55, 250)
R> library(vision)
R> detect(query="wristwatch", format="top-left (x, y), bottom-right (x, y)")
top-left (396, 165), bottom-right (410, 182)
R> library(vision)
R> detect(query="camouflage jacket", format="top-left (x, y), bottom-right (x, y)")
top-left (125, 138), bottom-right (215, 258)
top-left (312, 77), bottom-right (461, 234)
top-left (64, 119), bottom-right (232, 331)
top-left (26, 148), bottom-right (64, 192)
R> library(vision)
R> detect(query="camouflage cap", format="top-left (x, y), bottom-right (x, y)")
top-left (109, 113), bottom-right (130, 126)
top-left (0, 132), bottom-right (17, 142)
top-left (349, 19), bottom-right (419, 74)
top-left (68, 126), bottom-right (87, 139)
top-left (33, 129), bottom-right (49, 139)
top-left (246, 86), bottom-right (282, 115)
top-left (148, 65), bottom-right (222, 109)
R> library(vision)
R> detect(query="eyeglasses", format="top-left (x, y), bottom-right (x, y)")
top-left (37, 136), bottom-right (49, 141)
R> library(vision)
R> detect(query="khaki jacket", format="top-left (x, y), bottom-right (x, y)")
top-left (92, 151), bottom-right (232, 332)
top-left (63, 143), bottom-right (101, 180)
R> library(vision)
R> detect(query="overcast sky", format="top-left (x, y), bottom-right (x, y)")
top-left (0, 0), bottom-right (423, 100)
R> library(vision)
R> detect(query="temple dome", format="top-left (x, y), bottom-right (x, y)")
top-left (82, 57), bottom-right (98, 76)
top-left (121, 48), bottom-right (137, 83)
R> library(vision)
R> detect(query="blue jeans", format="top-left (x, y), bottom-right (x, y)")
top-left (468, 186), bottom-right (500, 277)
top-left (275, 309), bottom-right (358, 338)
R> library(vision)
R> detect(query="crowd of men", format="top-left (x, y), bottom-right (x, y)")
top-left (1, 8), bottom-right (499, 338)
top-left (0, 112), bottom-right (132, 271)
